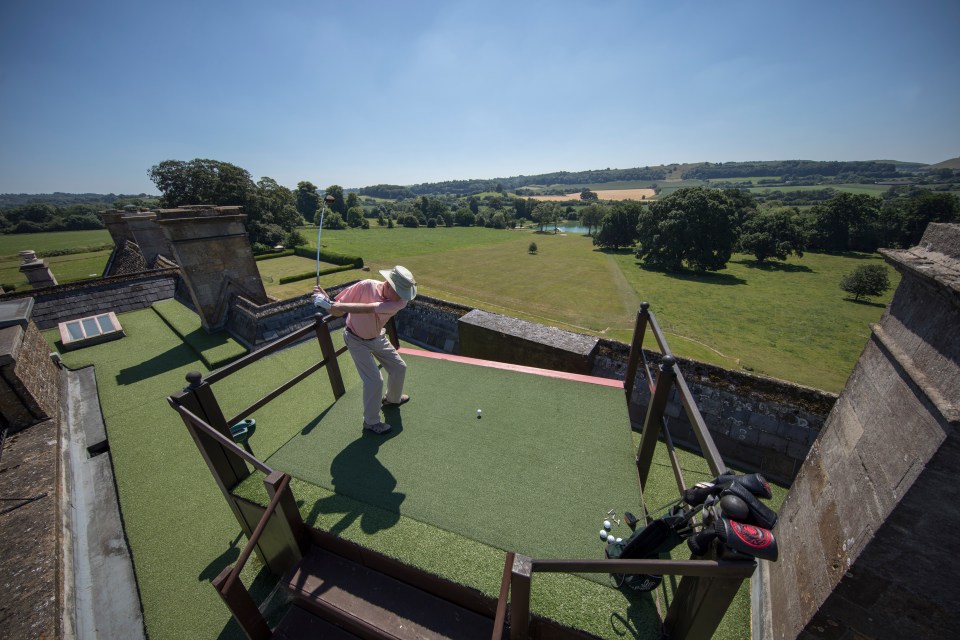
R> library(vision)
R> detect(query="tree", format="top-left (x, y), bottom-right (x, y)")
top-left (807, 193), bottom-right (881, 253)
top-left (593, 202), bottom-right (642, 249)
top-left (149, 159), bottom-right (253, 207)
top-left (580, 188), bottom-right (598, 201)
top-left (531, 202), bottom-right (561, 231)
top-left (285, 229), bottom-right (307, 247)
top-left (880, 191), bottom-right (959, 248)
top-left (840, 264), bottom-right (891, 301)
top-left (148, 159), bottom-right (301, 246)
top-left (346, 207), bottom-right (365, 228)
top-left (454, 207), bottom-right (475, 226)
top-left (324, 185), bottom-right (346, 215)
top-left (579, 203), bottom-right (606, 236)
top-left (737, 206), bottom-right (807, 262)
top-left (635, 187), bottom-right (737, 271)
top-left (528, 241), bottom-right (538, 254)
top-left (295, 181), bottom-right (320, 223)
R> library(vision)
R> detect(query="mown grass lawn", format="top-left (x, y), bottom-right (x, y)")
top-left (0, 249), bottom-right (111, 288)
top-left (0, 229), bottom-right (111, 256)
top-left (292, 226), bottom-right (896, 392)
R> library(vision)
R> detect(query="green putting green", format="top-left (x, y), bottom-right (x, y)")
top-left (263, 351), bottom-right (641, 564)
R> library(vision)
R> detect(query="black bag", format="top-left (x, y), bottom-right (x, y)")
top-left (605, 515), bottom-right (687, 592)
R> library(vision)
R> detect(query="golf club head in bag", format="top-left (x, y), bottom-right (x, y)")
top-left (720, 481), bottom-right (778, 529)
top-left (682, 472), bottom-right (773, 506)
top-left (687, 515), bottom-right (778, 562)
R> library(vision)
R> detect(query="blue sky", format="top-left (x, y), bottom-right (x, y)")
top-left (1, 0), bottom-right (957, 194)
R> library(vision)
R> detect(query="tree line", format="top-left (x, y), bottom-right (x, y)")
top-left (682, 160), bottom-right (901, 181)
top-left (587, 187), bottom-right (958, 272)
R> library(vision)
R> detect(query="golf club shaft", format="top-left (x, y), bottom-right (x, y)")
top-left (315, 202), bottom-right (327, 287)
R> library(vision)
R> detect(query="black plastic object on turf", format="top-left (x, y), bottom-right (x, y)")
top-left (623, 511), bottom-right (638, 529)
top-left (605, 514), bottom-right (687, 592)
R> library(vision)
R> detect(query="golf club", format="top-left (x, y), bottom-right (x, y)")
top-left (316, 194), bottom-right (337, 288)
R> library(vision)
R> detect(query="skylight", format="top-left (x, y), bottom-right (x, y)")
top-left (58, 312), bottom-right (124, 350)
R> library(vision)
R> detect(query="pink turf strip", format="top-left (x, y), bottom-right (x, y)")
top-left (397, 347), bottom-right (625, 388)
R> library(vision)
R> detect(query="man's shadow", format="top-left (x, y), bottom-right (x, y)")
top-left (307, 411), bottom-right (406, 536)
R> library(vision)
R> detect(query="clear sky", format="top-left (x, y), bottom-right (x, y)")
top-left (1, 0), bottom-right (957, 194)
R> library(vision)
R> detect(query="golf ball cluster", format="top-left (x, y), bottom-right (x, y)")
top-left (598, 514), bottom-right (624, 544)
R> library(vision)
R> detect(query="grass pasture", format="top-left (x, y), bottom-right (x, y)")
top-left (746, 183), bottom-right (890, 197)
top-left (0, 249), bottom-right (110, 288)
top-left (0, 229), bottom-right (111, 256)
top-left (289, 226), bottom-right (895, 392)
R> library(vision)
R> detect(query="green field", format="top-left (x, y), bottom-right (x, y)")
top-left (4, 224), bottom-right (896, 392)
top-left (746, 183), bottom-right (890, 197)
top-left (0, 249), bottom-right (111, 288)
top-left (295, 226), bottom-right (896, 392)
top-left (0, 229), bottom-right (111, 256)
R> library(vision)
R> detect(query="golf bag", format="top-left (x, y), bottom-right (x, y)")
top-left (605, 514), bottom-right (688, 592)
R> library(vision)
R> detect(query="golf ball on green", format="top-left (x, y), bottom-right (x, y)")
top-left (600, 530), bottom-right (608, 541)
top-left (603, 520), bottom-right (612, 530)
top-left (607, 534), bottom-right (616, 543)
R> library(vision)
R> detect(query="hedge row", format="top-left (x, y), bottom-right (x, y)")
top-left (293, 246), bottom-right (364, 269)
top-left (253, 249), bottom-right (295, 261)
top-left (278, 263), bottom-right (356, 285)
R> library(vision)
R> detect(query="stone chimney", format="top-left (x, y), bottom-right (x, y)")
top-left (765, 223), bottom-right (960, 639)
top-left (18, 251), bottom-right (58, 289)
top-left (0, 298), bottom-right (60, 431)
top-left (154, 206), bottom-right (267, 332)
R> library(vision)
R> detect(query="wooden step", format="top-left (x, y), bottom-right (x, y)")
top-left (284, 546), bottom-right (496, 640)
top-left (273, 604), bottom-right (362, 639)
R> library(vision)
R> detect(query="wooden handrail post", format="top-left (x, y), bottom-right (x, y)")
top-left (664, 551), bottom-right (755, 640)
top-left (212, 565), bottom-right (271, 640)
top-left (314, 315), bottom-right (346, 399)
top-left (261, 471), bottom-right (309, 573)
top-left (624, 302), bottom-right (650, 398)
top-left (509, 554), bottom-right (532, 639)
top-left (636, 355), bottom-right (676, 490)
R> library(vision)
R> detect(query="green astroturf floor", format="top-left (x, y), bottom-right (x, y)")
top-left (262, 352), bottom-right (642, 564)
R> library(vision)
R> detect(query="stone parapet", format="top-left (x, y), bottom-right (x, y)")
top-left (767, 223), bottom-right (960, 640)
top-left (0, 303), bottom-right (60, 432)
top-left (0, 270), bottom-right (179, 330)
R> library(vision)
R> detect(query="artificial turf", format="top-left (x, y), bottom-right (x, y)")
top-left (46, 306), bottom-right (778, 640)
top-left (262, 352), bottom-right (641, 564)
top-left (151, 299), bottom-right (247, 369)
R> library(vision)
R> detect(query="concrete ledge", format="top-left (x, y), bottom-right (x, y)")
top-left (458, 309), bottom-right (599, 374)
top-left (62, 366), bottom-right (145, 639)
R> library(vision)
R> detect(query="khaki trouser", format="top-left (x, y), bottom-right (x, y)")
top-left (344, 330), bottom-right (407, 425)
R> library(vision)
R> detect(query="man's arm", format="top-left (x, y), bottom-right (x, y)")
top-left (328, 301), bottom-right (404, 317)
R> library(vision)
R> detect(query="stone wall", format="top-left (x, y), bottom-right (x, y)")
top-left (0, 320), bottom-right (60, 432)
top-left (767, 223), bottom-right (960, 640)
top-left (226, 282), bottom-right (357, 348)
top-left (0, 270), bottom-right (179, 330)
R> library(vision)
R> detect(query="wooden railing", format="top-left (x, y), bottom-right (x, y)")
top-left (493, 302), bottom-right (752, 640)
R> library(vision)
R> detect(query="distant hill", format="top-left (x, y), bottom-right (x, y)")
top-left (928, 157), bottom-right (960, 170)
top-left (0, 192), bottom-right (159, 210)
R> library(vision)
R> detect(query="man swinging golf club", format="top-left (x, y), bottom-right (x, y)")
top-left (314, 266), bottom-right (417, 434)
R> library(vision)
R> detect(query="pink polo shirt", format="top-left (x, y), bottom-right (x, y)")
top-left (335, 279), bottom-right (407, 339)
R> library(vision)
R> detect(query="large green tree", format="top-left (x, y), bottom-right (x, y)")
top-left (807, 193), bottom-right (881, 253)
top-left (324, 185), bottom-right (346, 215)
top-left (148, 159), bottom-right (254, 208)
top-left (840, 264), bottom-right (891, 301)
top-left (879, 191), bottom-right (959, 248)
top-left (593, 201), bottom-right (642, 249)
top-left (295, 181), bottom-right (320, 223)
top-left (532, 202), bottom-right (561, 231)
top-left (579, 203), bottom-right (606, 236)
top-left (737, 206), bottom-right (807, 262)
top-left (635, 187), bottom-right (738, 271)
top-left (148, 159), bottom-right (299, 246)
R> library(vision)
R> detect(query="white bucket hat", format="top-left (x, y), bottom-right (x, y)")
top-left (379, 265), bottom-right (417, 301)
